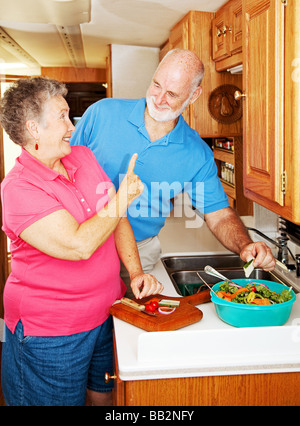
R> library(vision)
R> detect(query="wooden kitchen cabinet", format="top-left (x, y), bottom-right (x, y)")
top-left (162, 11), bottom-right (243, 137)
top-left (111, 335), bottom-right (300, 406)
top-left (242, 0), bottom-right (300, 224)
top-left (212, 8), bottom-right (230, 62)
top-left (212, 0), bottom-right (243, 71)
top-left (213, 137), bottom-right (253, 216)
top-left (112, 372), bottom-right (300, 406)
top-left (165, 15), bottom-right (189, 123)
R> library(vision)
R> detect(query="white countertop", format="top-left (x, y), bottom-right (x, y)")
top-left (113, 253), bottom-right (300, 381)
top-left (113, 213), bottom-right (300, 381)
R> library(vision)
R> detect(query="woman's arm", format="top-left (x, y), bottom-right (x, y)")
top-left (114, 217), bottom-right (163, 299)
top-left (20, 154), bottom-right (143, 261)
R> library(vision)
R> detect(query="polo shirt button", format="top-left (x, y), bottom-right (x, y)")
top-left (87, 208), bottom-right (91, 212)
top-left (81, 198), bottom-right (85, 202)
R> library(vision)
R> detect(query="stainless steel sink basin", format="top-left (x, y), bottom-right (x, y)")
top-left (161, 254), bottom-right (296, 296)
top-left (162, 254), bottom-right (244, 272)
top-left (169, 269), bottom-right (282, 296)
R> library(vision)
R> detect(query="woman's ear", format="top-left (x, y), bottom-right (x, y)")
top-left (26, 120), bottom-right (40, 141)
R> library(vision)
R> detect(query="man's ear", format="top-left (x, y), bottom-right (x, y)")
top-left (189, 85), bottom-right (202, 105)
top-left (26, 120), bottom-right (40, 141)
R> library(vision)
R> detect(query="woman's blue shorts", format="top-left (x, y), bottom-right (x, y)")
top-left (1, 316), bottom-right (114, 406)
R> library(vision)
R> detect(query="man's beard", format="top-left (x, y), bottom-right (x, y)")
top-left (146, 94), bottom-right (191, 122)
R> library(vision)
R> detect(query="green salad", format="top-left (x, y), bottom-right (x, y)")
top-left (217, 282), bottom-right (293, 305)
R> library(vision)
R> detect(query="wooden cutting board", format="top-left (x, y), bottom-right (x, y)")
top-left (109, 290), bottom-right (211, 332)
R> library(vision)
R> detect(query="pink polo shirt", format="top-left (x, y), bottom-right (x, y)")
top-left (1, 146), bottom-right (126, 336)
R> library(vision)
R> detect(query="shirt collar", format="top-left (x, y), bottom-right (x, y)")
top-left (128, 98), bottom-right (185, 144)
top-left (18, 148), bottom-right (81, 181)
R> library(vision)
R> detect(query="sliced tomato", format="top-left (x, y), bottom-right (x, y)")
top-left (145, 303), bottom-right (156, 312)
top-left (151, 301), bottom-right (159, 310)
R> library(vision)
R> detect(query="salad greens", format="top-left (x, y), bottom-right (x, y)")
top-left (218, 282), bottom-right (293, 305)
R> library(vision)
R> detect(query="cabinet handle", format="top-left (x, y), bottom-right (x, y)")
top-left (234, 90), bottom-right (247, 101)
top-left (104, 372), bottom-right (117, 383)
top-left (223, 25), bottom-right (232, 35)
top-left (217, 25), bottom-right (232, 37)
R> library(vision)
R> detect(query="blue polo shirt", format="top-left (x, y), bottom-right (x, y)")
top-left (70, 98), bottom-right (229, 241)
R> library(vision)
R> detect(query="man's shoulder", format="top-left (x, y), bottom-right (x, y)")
top-left (180, 119), bottom-right (209, 148)
top-left (91, 97), bottom-right (141, 112)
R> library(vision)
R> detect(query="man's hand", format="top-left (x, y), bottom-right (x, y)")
top-left (240, 241), bottom-right (276, 271)
top-left (205, 207), bottom-right (276, 271)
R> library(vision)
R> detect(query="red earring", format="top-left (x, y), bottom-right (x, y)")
top-left (35, 142), bottom-right (39, 150)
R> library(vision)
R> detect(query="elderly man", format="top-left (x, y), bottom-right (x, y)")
top-left (71, 49), bottom-right (275, 285)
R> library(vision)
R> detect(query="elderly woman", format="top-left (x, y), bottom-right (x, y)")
top-left (0, 77), bottom-right (163, 406)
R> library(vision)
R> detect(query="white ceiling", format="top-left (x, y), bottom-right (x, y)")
top-left (0, 0), bottom-right (227, 72)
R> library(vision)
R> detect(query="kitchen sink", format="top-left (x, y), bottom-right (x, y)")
top-left (162, 254), bottom-right (244, 272)
top-left (161, 254), bottom-right (297, 296)
top-left (169, 269), bottom-right (283, 296)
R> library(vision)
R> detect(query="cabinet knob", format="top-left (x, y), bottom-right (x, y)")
top-left (217, 25), bottom-right (232, 37)
top-left (104, 372), bottom-right (117, 383)
top-left (234, 90), bottom-right (247, 101)
top-left (223, 25), bottom-right (232, 35)
top-left (217, 28), bottom-right (224, 37)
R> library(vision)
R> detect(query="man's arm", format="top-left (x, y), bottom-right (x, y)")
top-left (204, 207), bottom-right (276, 270)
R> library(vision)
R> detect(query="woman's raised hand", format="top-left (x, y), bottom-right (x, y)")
top-left (119, 154), bottom-right (144, 207)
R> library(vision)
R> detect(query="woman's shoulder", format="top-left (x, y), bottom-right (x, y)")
top-left (70, 144), bottom-right (92, 155)
top-left (70, 144), bottom-right (97, 157)
top-left (69, 145), bottom-right (105, 170)
top-left (69, 145), bottom-right (112, 184)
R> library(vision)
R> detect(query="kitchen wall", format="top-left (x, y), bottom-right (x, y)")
top-left (159, 196), bottom-right (300, 264)
top-left (110, 44), bottom-right (160, 98)
top-left (0, 62), bottom-right (40, 77)
top-left (1, 83), bottom-right (21, 175)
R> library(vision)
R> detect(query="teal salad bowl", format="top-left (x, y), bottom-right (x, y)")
top-left (210, 279), bottom-right (297, 328)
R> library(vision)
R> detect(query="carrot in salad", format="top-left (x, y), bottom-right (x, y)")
top-left (217, 291), bottom-right (232, 299)
top-left (251, 298), bottom-right (271, 305)
top-left (229, 287), bottom-right (249, 300)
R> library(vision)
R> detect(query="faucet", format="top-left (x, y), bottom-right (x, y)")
top-left (247, 227), bottom-right (297, 269)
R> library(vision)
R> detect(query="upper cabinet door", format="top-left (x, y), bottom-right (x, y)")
top-left (243, 0), bottom-right (285, 206)
top-left (212, 0), bottom-right (242, 64)
top-left (229, 0), bottom-right (243, 54)
top-left (212, 10), bottom-right (231, 61)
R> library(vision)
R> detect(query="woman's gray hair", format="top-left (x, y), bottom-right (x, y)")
top-left (0, 76), bottom-right (68, 147)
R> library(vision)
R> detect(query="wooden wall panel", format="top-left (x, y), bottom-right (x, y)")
top-left (41, 67), bottom-right (106, 83)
